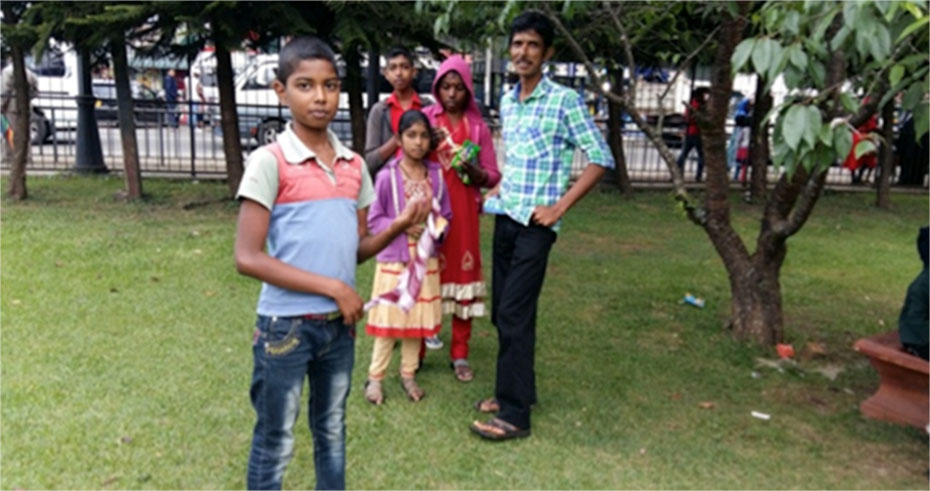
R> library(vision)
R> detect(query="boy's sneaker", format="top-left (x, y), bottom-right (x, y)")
top-left (425, 335), bottom-right (443, 350)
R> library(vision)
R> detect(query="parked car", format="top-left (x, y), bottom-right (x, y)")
top-left (30, 107), bottom-right (54, 143)
top-left (91, 80), bottom-right (167, 127)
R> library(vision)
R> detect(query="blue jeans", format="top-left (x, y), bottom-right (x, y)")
top-left (246, 315), bottom-right (355, 490)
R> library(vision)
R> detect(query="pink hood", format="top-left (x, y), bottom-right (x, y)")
top-left (430, 55), bottom-right (483, 123)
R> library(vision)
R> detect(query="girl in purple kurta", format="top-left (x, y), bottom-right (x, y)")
top-left (363, 110), bottom-right (452, 404)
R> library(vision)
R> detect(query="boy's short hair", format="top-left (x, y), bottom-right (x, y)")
top-left (277, 36), bottom-right (338, 84)
top-left (509, 11), bottom-right (555, 49)
top-left (386, 47), bottom-right (415, 67)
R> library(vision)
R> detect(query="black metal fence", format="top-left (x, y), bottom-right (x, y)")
top-left (5, 94), bottom-right (927, 189)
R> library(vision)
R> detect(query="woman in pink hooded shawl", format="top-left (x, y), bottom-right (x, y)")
top-left (422, 54), bottom-right (501, 382)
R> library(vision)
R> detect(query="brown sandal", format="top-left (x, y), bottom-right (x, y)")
top-left (364, 379), bottom-right (384, 405)
top-left (474, 397), bottom-right (500, 413)
top-left (451, 359), bottom-right (474, 382)
top-left (400, 376), bottom-right (425, 402)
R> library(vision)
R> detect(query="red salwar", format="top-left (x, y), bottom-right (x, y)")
top-left (434, 113), bottom-right (487, 360)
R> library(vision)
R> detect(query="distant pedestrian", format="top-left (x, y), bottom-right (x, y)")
top-left (163, 69), bottom-right (178, 127)
top-left (676, 87), bottom-right (709, 181)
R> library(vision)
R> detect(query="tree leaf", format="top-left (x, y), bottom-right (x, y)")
top-left (784, 10), bottom-right (800, 35)
top-left (840, 93), bottom-right (859, 113)
top-left (902, 82), bottom-right (925, 111)
top-left (767, 41), bottom-right (786, 81)
top-left (752, 38), bottom-right (774, 76)
top-left (889, 64), bottom-right (905, 88)
top-left (843, 1), bottom-right (858, 30)
top-left (783, 65), bottom-right (804, 89)
top-left (812, 7), bottom-right (838, 40)
top-left (854, 139), bottom-right (876, 159)
top-left (833, 126), bottom-right (853, 160)
top-left (809, 61), bottom-right (826, 87)
top-left (915, 102), bottom-right (929, 141)
top-left (789, 43), bottom-right (808, 69)
top-left (783, 104), bottom-right (807, 151)
top-left (898, 16), bottom-right (929, 42)
top-left (830, 25), bottom-right (851, 51)
top-left (804, 104), bottom-right (823, 147)
top-left (819, 122), bottom-right (833, 146)
top-left (902, 1), bottom-right (925, 20)
top-left (855, 26), bottom-right (873, 59)
top-left (899, 53), bottom-right (929, 68)
top-left (869, 24), bottom-right (891, 60)
top-left (731, 38), bottom-right (755, 74)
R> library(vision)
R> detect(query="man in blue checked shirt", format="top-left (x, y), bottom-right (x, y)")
top-left (471, 11), bottom-right (615, 441)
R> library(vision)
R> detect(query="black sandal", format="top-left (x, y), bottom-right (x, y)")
top-left (469, 417), bottom-right (530, 441)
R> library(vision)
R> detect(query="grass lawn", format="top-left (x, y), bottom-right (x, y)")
top-left (1, 175), bottom-right (927, 489)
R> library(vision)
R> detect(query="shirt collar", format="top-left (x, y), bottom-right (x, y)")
top-left (385, 91), bottom-right (422, 109)
top-left (276, 122), bottom-right (355, 165)
top-left (508, 75), bottom-right (552, 103)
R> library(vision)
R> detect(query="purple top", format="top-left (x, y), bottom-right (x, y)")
top-left (368, 157), bottom-right (453, 263)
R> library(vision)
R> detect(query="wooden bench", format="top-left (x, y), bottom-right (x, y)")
top-left (853, 331), bottom-right (929, 429)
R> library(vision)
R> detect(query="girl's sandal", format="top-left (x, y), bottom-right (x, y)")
top-left (451, 359), bottom-right (474, 382)
top-left (364, 379), bottom-right (384, 405)
top-left (400, 376), bottom-right (425, 402)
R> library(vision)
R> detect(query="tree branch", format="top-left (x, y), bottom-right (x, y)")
top-left (782, 170), bottom-right (828, 237)
top-left (538, 5), bottom-right (705, 225)
top-left (605, 1), bottom-right (636, 107)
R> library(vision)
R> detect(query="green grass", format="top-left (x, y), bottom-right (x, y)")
top-left (2, 175), bottom-right (927, 489)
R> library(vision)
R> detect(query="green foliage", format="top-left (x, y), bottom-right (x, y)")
top-left (740, 0), bottom-right (930, 176)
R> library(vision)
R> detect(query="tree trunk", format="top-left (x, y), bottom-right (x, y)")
top-left (608, 69), bottom-right (632, 195)
top-left (111, 36), bottom-right (142, 200)
top-left (729, 249), bottom-right (785, 344)
top-left (700, 4), bottom-right (788, 346)
top-left (345, 44), bottom-right (366, 154)
top-left (7, 43), bottom-right (29, 200)
top-left (875, 98), bottom-right (895, 208)
top-left (749, 75), bottom-right (771, 203)
top-left (215, 42), bottom-right (244, 196)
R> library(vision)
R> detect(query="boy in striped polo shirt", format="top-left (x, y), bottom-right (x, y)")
top-left (234, 37), bottom-right (428, 490)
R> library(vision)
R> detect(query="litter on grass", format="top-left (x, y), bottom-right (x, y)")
top-left (680, 293), bottom-right (705, 308)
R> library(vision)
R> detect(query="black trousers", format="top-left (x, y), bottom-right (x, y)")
top-left (491, 214), bottom-right (557, 429)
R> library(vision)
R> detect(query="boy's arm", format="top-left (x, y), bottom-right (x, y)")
top-left (364, 103), bottom-right (398, 174)
top-left (235, 199), bottom-right (364, 324)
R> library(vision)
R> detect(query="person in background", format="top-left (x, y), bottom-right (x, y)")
top-left (423, 54), bottom-right (501, 382)
top-left (676, 87), bottom-right (709, 182)
top-left (364, 47), bottom-right (431, 177)
top-left (899, 226), bottom-right (928, 360)
top-left (163, 68), bottom-right (179, 127)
